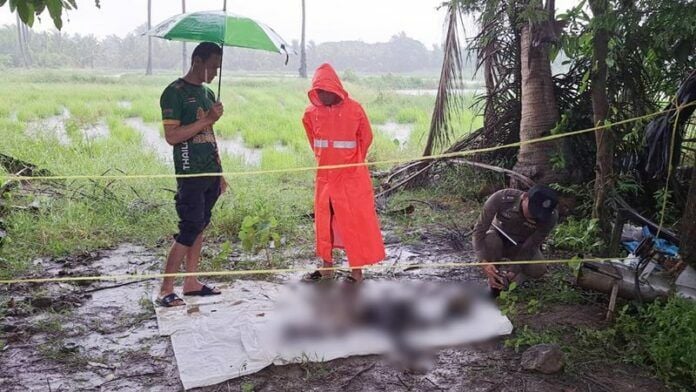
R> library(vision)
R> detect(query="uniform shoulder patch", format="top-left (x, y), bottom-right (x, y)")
top-left (500, 189), bottom-right (523, 202)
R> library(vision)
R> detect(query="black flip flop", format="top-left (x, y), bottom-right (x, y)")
top-left (184, 284), bottom-right (221, 297)
top-left (156, 293), bottom-right (186, 307)
top-left (302, 270), bottom-right (324, 283)
top-left (302, 270), bottom-right (336, 283)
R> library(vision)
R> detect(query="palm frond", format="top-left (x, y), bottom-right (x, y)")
top-left (422, 2), bottom-right (467, 156)
top-left (463, 0), bottom-right (522, 166)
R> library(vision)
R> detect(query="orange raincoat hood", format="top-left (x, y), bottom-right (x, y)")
top-left (308, 63), bottom-right (348, 107)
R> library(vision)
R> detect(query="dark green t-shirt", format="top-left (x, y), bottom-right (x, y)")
top-left (160, 78), bottom-right (222, 175)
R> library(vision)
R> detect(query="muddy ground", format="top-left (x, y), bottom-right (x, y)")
top-left (0, 229), bottom-right (668, 392)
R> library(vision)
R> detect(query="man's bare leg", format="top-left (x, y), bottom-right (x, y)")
top-left (350, 267), bottom-right (363, 282)
top-left (159, 241), bottom-right (189, 305)
top-left (182, 232), bottom-right (219, 293)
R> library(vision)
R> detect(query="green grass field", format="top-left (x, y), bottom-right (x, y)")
top-left (0, 70), bottom-right (482, 277)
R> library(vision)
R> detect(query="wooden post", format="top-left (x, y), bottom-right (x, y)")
top-left (606, 281), bottom-right (619, 321)
top-left (608, 210), bottom-right (625, 257)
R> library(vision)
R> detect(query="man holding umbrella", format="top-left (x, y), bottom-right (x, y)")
top-left (148, 7), bottom-right (292, 306)
top-left (156, 42), bottom-right (226, 307)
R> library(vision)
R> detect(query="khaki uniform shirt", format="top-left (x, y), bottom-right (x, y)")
top-left (472, 189), bottom-right (558, 261)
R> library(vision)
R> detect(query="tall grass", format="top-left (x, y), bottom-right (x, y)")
top-left (0, 70), bottom-right (482, 277)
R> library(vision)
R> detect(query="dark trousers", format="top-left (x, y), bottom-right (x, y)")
top-left (174, 176), bottom-right (221, 247)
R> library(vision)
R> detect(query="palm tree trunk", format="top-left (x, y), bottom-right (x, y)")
top-left (512, 7), bottom-right (561, 186)
top-left (16, 14), bottom-right (27, 67)
top-left (299, 0), bottom-right (307, 78)
top-left (21, 21), bottom-right (32, 65)
top-left (182, 0), bottom-right (187, 75)
top-left (15, 14), bottom-right (33, 67)
top-left (146, 0), bottom-right (153, 75)
top-left (589, 0), bottom-right (613, 252)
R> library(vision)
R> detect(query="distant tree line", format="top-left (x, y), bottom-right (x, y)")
top-left (0, 24), bottom-right (470, 74)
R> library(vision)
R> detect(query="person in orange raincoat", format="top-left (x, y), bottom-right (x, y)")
top-left (302, 63), bottom-right (386, 283)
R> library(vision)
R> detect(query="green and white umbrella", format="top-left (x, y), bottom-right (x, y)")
top-left (146, 10), bottom-right (292, 98)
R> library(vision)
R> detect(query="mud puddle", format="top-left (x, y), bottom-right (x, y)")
top-left (377, 122), bottom-right (414, 148)
top-left (124, 118), bottom-right (173, 165)
top-left (24, 109), bottom-right (110, 145)
top-left (0, 244), bottom-right (179, 392)
top-left (82, 122), bottom-right (110, 142)
top-left (216, 134), bottom-right (262, 166)
top-left (25, 108), bottom-right (71, 145)
top-left (123, 118), bottom-right (289, 167)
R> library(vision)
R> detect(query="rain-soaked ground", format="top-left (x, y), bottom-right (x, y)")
top-left (0, 114), bottom-right (669, 389)
top-left (0, 222), bottom-right (668, 392)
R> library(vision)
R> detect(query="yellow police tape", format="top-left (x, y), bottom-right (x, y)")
top-left (0, 257), bottom-right (620, 285)
top-left (5, 102), bottom-right (694, 182)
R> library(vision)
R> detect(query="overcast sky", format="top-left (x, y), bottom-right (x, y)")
top-left (0, 0), bottom-right (579, 47)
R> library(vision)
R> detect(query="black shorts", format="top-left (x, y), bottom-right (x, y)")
top-left (173, 176), bottom-right (221, 247)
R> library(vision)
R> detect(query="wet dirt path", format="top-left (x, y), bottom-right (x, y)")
top-left (0, 233), bottom-right (667, 391)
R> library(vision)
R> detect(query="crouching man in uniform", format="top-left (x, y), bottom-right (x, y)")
top-left (472, 185), bottom-right (559, 296)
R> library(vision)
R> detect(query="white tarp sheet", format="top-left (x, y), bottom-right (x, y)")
top-left (154, 280), bottom-right (513, 390)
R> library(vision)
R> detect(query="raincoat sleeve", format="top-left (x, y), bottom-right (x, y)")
top-left (472, 191), bottom-right (503, 261)
top-left (356, 104), bottom-right (373, 161)
top-left (302, 110), bottom-right (315, 148)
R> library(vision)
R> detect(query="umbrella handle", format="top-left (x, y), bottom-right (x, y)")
top-left (219, 0), bottom-right (226, 100)
top-left (281, 44), bottom-right (289, 66)
top-left (217, 45), bottom-right (224, 101)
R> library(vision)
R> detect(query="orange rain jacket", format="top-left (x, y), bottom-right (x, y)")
top-left (302, 63), bottom-right (386, 267)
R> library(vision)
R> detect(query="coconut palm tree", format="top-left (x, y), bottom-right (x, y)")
top-left (386, 0), bottom-right (564, 191)
top-left (146, 0), bottom-right (153, 75)
top-left (512, 0), bottom-right (563, 184)
top-left (589, 0), bottom-right (613, 247)
top-left (15, 13), bottom-right (32, 67)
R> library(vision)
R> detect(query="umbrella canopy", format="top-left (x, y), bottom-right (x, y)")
top-left (145, 10), bottom-right (292, 99)
top-left (147, 11), bottom-right (290, 55)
